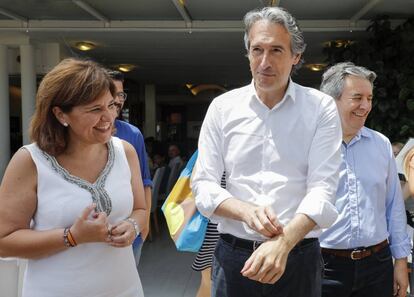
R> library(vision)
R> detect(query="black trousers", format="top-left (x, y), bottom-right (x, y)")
top-left (322, 246), bottom-right (393, 297)
top-left (211, 237), bottom-right (323, 297)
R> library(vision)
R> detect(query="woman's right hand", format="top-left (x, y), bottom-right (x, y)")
top-left (69, 204), bottom-right (110, 244)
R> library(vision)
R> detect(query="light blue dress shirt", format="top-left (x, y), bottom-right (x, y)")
top-left (320, 127), bottom-right (411, 259)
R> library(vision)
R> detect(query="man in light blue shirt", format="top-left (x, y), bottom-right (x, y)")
top-left (320, 62), bottom-right (411, 297)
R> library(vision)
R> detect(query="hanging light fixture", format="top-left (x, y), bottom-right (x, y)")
top-left (75, 41), bottom-right (96, 51)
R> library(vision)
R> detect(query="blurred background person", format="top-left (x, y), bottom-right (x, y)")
top-left (152, 153), bottom-right (166, 172)
top-left (190, 151), bottom-right (224, 297)
top-left (405, 147), bottom-right (414, 196)
top-left (108, 70), bottom-right (152, 267)
top-left (191, 220), bottom-right (219, 297)
top-left (0, 58), bottom-right (146, 297)
top-left (393, 141), bottom-right (414, 232)
top-left (402, 145), bottom-right (414, 286)
top-left (167, 143), bottom-right (183, 169)
top-left (393, 142), bottom-right (404, 157)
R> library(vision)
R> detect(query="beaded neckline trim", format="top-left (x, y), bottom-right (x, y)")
top-left (41, 140), bottom-right (115, 216)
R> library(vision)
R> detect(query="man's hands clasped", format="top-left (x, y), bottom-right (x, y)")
top-left (241, 205), bottom-right (292, 284)
top-left (241, 235), bottom-right (293, 284)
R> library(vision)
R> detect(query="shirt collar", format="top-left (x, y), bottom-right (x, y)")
top-left (345, 126), bottom-right (371, 146)
top-left (360, 126), bottom-right (371, 138)
top-left (284, 78), bottom-right (296, 103)
top-left (248, 78), bottom-right (296, 110)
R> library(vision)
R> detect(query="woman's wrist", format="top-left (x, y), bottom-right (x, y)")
top-left (63, 227), bottom-right (78, 247)
top-left (124, 218), bottom-right (140, 237)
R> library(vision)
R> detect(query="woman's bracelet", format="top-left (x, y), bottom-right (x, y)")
top-left (63, 227), bottom-right (77, 247)
top-left (124, 218), bottom-right (140, 237)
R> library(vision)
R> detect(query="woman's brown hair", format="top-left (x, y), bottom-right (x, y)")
top-left (29, 58), bottom-right (115, 156)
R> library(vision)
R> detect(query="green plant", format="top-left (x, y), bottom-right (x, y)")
top-left (323, 16), bottom-right (414, 141)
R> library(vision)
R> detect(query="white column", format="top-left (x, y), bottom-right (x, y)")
top-left (0, 45), bottom-right (10, 179)
top-left (144, 84), bottom-right (156, 138)
top-left (20, 44), bottom-right (37, 145)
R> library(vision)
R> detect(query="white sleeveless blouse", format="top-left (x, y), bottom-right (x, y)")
top-left (22, 137), bottom-right (144, 297)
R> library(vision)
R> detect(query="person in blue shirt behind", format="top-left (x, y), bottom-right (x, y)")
top-left (108, 70), bottom-right (153, 267)
top-left (319, 62), bottom-right (410, 297)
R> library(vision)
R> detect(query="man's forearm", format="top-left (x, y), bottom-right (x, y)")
top-left (214, 197), bottom-right (252, 221)
top-left (394, 257), bottom-right (408, 297)
top-left (280, 214), bottom-right (317, 248)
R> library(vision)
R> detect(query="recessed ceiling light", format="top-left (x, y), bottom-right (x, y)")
top-left (75, 41), bottom-right (96, 51)
top-left (305, 63), bottom-right (327, 72)
top-left (118, 64), bottom-right (136, 72)
top-left (324, 40), bottom-right (354, 48)
top-left (186, 84), bottom-right (227, 96)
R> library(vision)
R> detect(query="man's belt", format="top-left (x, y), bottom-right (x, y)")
top-left (220, 233), bottom-right (318, 252)
top-left (321, 239), bottom-right (388, 260)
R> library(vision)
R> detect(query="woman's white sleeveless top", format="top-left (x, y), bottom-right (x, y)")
top-left (22, 137), bottom-right (144, 297)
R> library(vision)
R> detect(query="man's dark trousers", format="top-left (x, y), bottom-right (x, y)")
top-left (211, 236), bottom-right (323, 297)
top-left (322, 246), bottom-right (393, 297)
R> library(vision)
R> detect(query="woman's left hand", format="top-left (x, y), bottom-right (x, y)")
top-left (107, 220), bottom-right (136, 247)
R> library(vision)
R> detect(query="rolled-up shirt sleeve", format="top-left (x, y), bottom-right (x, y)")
top-left (296, 96), bottom-right (342, 228)
top-left (191, 101), bottom-right (233, 219)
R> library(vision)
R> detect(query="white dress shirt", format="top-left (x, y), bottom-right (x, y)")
top-left (192, 80), bottom-right (343, 241)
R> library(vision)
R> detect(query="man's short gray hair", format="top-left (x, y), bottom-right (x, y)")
top-left (243, 6), bottom-right (306, 71)
top-left (320, 62), bottom-right (377, 100)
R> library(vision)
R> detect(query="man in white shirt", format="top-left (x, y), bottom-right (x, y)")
top-left (191, 6), bottom-right (342, 297)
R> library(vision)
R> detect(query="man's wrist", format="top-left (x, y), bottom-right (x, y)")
top-left (281, 214), bottom-right (316, 249)
top-left (266, 234), bottom-right (295, 253)
top-left (274, 233), bottom-right (295, 250)
top-left (395, 257), bottom-right (408, 264)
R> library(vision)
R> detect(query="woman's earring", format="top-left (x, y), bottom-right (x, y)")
top-left (63, 122), bottom-right (68, 127)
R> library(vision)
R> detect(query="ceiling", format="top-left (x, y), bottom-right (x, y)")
top-left (0, 0), bottom-right (413, 88)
